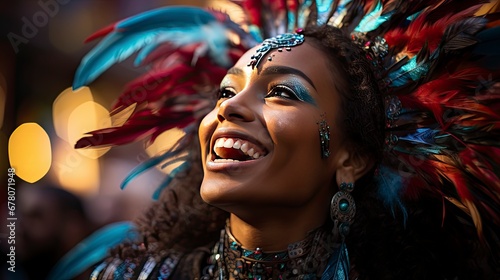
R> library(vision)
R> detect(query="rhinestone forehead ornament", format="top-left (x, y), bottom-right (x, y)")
top-left (247, 30), bottom-right (305, 69)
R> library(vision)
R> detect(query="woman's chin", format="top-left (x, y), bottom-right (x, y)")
top-left (200, 180), bottom-right (234, 206)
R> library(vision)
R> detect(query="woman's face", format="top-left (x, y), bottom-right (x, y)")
top-left (199, 39), bottom-right (350, 213)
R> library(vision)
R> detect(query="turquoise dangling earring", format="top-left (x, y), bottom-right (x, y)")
top-left (330, 182), bottom-right (356, 238)
top-left (321, 182), bottom-right (355, 280)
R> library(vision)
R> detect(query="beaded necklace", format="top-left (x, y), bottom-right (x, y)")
top-left (201, 223), bottom-right (330, 280)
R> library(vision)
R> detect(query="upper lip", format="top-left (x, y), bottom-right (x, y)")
top-left (210, 128), bottom-right (269, 156)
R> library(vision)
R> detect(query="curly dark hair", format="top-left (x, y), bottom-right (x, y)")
top-left (304, 26), bottom-right (386, 162)
top-left (302, 25), bottom-right (385, 190)
top-left (106, 25), bottom-right (498, 280)
top-left (302, 25), bottom-right (498, 279)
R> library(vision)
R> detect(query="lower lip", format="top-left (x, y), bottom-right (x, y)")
top-left (205, 155), bottom-right (265, 172)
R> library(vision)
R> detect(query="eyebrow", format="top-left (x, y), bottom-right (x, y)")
top-left (227, 67), bottom-right (244, 76)
top-left (226, 66), bottom-right (316, 90)
top-left (261, 66), bottom-right (316, 90)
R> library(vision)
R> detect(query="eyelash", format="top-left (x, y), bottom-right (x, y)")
top-left (266, 85), bottom-right (299, 100)
top-left (217, 88), bottom-right (236, 100)
top-left (217, 85), bottom-right (299, 101)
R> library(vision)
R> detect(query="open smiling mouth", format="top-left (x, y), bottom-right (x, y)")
top-left (213, 137), bottom-right (268, 162)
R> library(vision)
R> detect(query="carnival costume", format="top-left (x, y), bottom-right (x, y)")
top-left (49, 0), bottom-right (500, 279)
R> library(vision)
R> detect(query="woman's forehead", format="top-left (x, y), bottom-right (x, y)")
top-left (232, 41), bottom-right (331, 82)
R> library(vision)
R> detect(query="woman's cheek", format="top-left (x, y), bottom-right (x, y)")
top-left (266, 109), bottom-right (318, 143)
top-left (198, 109), bottom-right (218, 154)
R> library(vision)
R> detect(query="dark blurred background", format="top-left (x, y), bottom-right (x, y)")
top-left (0, 1), bottom-right (241, 279)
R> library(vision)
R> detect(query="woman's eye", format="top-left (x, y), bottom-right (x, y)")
top-left (218, 88), bottom-right (236, 100)
top-left (267, 86), bottom-right (298, 100)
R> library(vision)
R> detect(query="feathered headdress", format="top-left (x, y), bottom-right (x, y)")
top-left (55, 0), bottom-right (499, 278)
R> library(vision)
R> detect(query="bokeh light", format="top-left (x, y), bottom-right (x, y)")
top-left (207, 0), bottom-right (246, 25)
top-left (145, 128), bottom-right (187, 173)
top-left (53, 87), bottom-right (111, 159)
top-left (8, 123), bottom-right (52, 183)
top-left (67, 101), bottom-right (112, 159)
top-left (53, 138), bottom-right (100, 196)
top-left (53, 86), bottom-right (94, 142)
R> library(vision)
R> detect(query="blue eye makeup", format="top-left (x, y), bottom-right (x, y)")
top-left (218, 71), bottom-right (317, 107)
top-left (287, 80), bottom-right (317, 106)
top-left (268, 80), bottom-right (317, 106)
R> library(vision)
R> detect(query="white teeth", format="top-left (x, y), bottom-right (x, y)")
top-left (215, 138), bottom-right (224, 148)
top-left (233, 140), bottom-right (241, 149)
top-left (223, 138), bottom-right (234, 148)
top-left (214, 158), bottom-right (239, 162)
top-left (213, 137), bottom-right (266, 160)
top-left (240, 142), bottom-right (249, 153)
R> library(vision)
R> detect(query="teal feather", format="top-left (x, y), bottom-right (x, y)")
top-left (376, 165), bottom-right (408, 223)
top-left (320, 242), bottom-right (350, 280)
top-left (328, 0), bottom-right (352, 27)
top-left (298, 0), bottom-right (339, 27)
top-left (47, 222), bottom-right (138, 280)
top-left (120, 148), bottom-right (185, 190)
top-left (316, 0), bottom-right (336, 25)
top-left (74, 31), bottom-right (156, 89)
top-left (73, 7), bottom-right (231, 89)
top-left (132, 21), bottom-right (229, 66)
top-left (152, 161), bottom-right (191, 200)
top-left (116, 6), bottom-right (215, 30)
top-left (248, 25), bottom-right (264, 42)
top-left (297, 0), bottom-right (313, 28)
top-left (386, 56), bottom-right (430, 87)
top-left (354, 0), bottom-right (393, 33)
top-left (287, 11), bottom-right (297, 33)
top-left (406, 10), bottom-right (423, 21)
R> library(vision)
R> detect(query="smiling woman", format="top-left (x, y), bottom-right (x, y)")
top-left (52, 1), bottom-right (500, 280)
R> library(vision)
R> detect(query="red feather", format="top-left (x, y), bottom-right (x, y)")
top-left (84, 23), bottom-right (117, 43)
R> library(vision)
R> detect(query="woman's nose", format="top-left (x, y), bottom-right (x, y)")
top-left (217, 91), bottom-right (256, 123)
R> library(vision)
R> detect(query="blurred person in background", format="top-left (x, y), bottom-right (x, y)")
top-left (15, 185), bottom-right (93, 280)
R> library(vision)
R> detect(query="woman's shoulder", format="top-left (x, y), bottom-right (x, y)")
top-left (89, 247), bottom-right (210, 280)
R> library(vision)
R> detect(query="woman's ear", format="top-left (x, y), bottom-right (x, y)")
top-left (333, 147), bottom-right (374, 186)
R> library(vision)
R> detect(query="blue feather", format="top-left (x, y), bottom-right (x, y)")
top-left (297, 0), bottom-right (312, 28)
top-left (116, 6), bottom-right (215, 31)
top-left (321, 242), bottom-right (349, 280)
top-left (316, 0), bottom-right (336, 26)
top-left (120, 148), bottom-right (185, 190)
top-left (399, 128), bottom-right (447, 155)
top-left (406, 10), bottom-right (423, 21)
top-left (376, 165), bottom-right (407, 223)
top-left (297, 0), bottom-right (336, 27)
top-left (73, 7), bottom-right (233, 89)
top-left (287, 11), bottom-right (297, 33)
top-left (399, 128), bottom-right (438, 145)
top-left (153, 161), bottom-right (191, 200)
top-left (248, 25), bottom-right (264, 42)
top-left (133, 22), bottom-right (230, 66)
top-left (355, 0), bottom-right (394, 33)
top-left (386, 56), bottom-right (430, 87)
top-left (328, 0), bottom-right (353, 28)
top-left (47, 222), bottom-right (138, 280)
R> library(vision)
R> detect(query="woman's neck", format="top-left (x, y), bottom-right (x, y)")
top-left (229, 211), bottom-right (326, 251)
